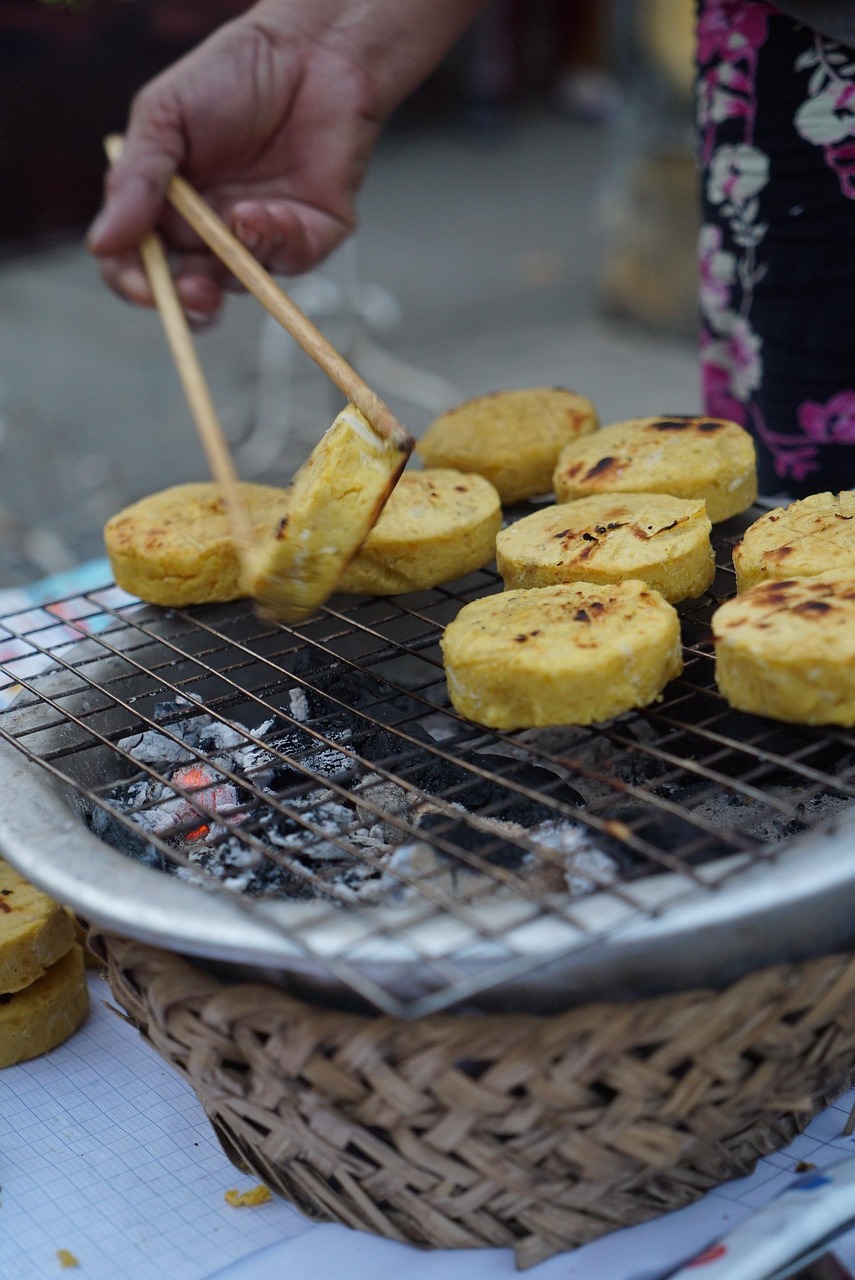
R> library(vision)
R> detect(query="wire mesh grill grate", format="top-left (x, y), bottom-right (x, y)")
top-left (2, 508), bottom-right (855, 1015)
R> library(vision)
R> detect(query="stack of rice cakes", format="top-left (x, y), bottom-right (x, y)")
top-left (0, 858), bottom-right (89, 1068)
top-left (713, 491), bottom-right (855, 725)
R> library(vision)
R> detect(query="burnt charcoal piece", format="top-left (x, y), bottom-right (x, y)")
top-left (234, 716), bottom-right (359, 792)
top-left (609, 750), bottom-right (672, 788)
top-left (151, 699), bottom-right (205, 736)
top-left (595, 802), bottom-right (731, 875)
top-left (81, 799), bottom-right (167, 871)
top-left (192, 826), bottom-right (316, 898)
top-left (287, 653), bottom-right (425, 724)
top-left (287, 653), bottom-right (385, 714)
top-left (347, 724), bottom-right (434, 771)
top-left (288, 653), bottom-right (384, 707)
top-left (469, 754), bottom-right (585, 815)
top-left (404, 753), bottom-right (583, 825)
top-left (415, 811), bottom-right (526, 871)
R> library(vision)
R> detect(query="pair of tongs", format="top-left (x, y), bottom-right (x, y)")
top-left (103, 135), bottom-right (413, 622)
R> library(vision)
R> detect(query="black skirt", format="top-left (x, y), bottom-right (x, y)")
top-left (697, 0), bottom-right (855, 497)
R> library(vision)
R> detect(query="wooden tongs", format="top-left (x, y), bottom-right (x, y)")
top-left (103, 135), bottom-right (413, 623)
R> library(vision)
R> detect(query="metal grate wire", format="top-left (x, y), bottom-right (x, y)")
top-left (2, 508), bottom-right (855, 1015)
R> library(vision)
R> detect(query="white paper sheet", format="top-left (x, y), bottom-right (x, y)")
top-left (3, 973), bottom-right (855, 1280)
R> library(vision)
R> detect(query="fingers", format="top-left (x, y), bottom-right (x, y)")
top-left (97, 196), bottom-right (350, 319)
top-left (87, 81), bottom-right (186, 259)
top-left (229, 199), bottom-right (349, 276)
top-left (98, 249), bottom-right (226, 328)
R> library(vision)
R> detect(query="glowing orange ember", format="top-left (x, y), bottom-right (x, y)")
top-left (173, 763), bottom-right (217, 841)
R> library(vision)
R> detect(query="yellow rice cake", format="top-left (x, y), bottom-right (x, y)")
top-left (0, 944), bottom-right (89, 1069)
top-left (553, 414), bottom-right (757, 523)
top-left (416, 387), bottom-right (598, 504)
top-left (245, 405), bottom-right (409, 622)
top-left (104, 481), bottom-right (291, 607)
top-left (337, 469), bottom-right (501, 595)
top-left (733, 490), bottom-right (855, 592)
top-left (440, 579), bottom-right (683, 729)
top-left (712, 572), bottom-right (855, 725)
top-left (496, 492), bottom-right (714, 602)
top-left (0, 858), bottom-right (76, 995)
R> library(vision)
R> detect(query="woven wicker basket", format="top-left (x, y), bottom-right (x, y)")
top-left (89, 930), bottom-right (855, 1270)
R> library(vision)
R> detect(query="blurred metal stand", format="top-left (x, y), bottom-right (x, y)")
top-left (597, 0), bottom-right (699, 337)
top-left (243, 240), bottom-right (462, 481)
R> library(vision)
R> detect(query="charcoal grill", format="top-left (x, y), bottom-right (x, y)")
top-left (2, 504), bottom-right (855, 1018)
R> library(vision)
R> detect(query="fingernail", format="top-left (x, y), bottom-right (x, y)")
top-left (117, 266), bottom-right (150, 304)
top-left (234, 219), bottom-right (262, 254)
top-left (186, 310), bottom-right (216, 330)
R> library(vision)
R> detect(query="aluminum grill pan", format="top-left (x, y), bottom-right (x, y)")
top-left (1, 505), bottom-right (855, 1017)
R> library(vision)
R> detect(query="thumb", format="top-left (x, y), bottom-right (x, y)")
top-left (87, 95), bottom-right (186, 255)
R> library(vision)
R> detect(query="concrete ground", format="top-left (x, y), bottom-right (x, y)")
top-left (0, 104), bottom-right (700, 586)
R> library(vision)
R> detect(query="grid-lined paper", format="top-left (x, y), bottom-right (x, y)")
top-left (0, 974), bottom-right (312, 1280)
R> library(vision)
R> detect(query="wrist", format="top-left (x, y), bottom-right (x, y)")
top-left (248, 0), bottom-right (491, 118)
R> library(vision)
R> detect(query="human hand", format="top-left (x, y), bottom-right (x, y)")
top-left (88, 2), bottom-right (385, 325)
top-left (88, 0), bottom-right (488, 325)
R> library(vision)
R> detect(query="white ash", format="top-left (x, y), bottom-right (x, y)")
top-left (363, 814), bottom-right (618, 906)
top-left (289, 743), bottom-right (355, 783)
top-left (87, 695), bottom-right (621, 905)
top-left (352, 773), bottom-right (414, 843)
top-left (117, 697), bottom-right (249, 768)
top-left (177, 823), bottom-right (266, 895)
top-left (287, 688), bottom-right (311, 722)
top-left (261, 790), bottom-right (357, 861)
top-left (201, 719), bottom-right (253, 753)
top-left (689, 787), bottom-right (854, 844)
top-left (116, 729), bottom-right (195, 768)
top-left (529, 820), bottom-right (620, 894)
top-left (363, 840), bottom-right (455, 903)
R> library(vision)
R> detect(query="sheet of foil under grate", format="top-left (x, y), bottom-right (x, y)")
top-left (1, 507), bottom-right (855, 1016)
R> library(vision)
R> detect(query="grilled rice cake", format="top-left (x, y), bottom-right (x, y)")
top-left (337, 469), bottom-right (502, 596)
top-left (441, 579), bottom-right (683, 729)
top-left (553, 415), bottom-right (757, 523)
top-left (733, 490), bottom-right (855, 592)
top-left (0, 858), bottom-right (76, 995)
top-left (496, 492), bottom-right (714, 602)
top-left (104, 481), bottom-right (291, 607)
top-left (416, 387), bottom-right (598, 505)
top-left (712, 573), bottom-right (855, 725)
top-left (0, 944), bottom-right (89, 1069)
top-left (245, 405), bottom-right (409, 623)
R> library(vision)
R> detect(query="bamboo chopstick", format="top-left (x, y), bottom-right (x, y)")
top-left (104, 134), bottom-right (413, 455)
top-left (104, 137), bottom-right (253, 560)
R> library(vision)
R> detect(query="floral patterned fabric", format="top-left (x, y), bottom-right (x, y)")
top-left (697, 0), bottom-right (855, 497)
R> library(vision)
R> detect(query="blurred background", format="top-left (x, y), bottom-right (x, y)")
top-left (0, 0), bottom-right (700, 586)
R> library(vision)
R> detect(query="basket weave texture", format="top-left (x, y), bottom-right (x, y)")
top-left (90, 931), bottom-right (855, 1270)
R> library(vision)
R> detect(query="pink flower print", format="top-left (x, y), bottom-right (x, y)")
top-left (726, 317), bottom-right (762, 399)
top-left (798, 390), bottom-right (855, 443)
top-left (697, 0), bottom-right (771, 65)
top-left (702, 365), bottom-right (747, 423)
top-left (826, 140), bottom-right (855, 199)
top-left (700, 332), bottom-right (750, 422)
top-left (702, 318), bottom-right (762, 401)
top-left (777, 448), bottom-right (821, 483)
top-left (699, 224), bottom-right (736, 319)
top-left (706, 143), bottom-right (769, 206)
top-left (742, 403), bottom-right (821, 483)
top-left (697, 62), bottom-right (756, 134)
